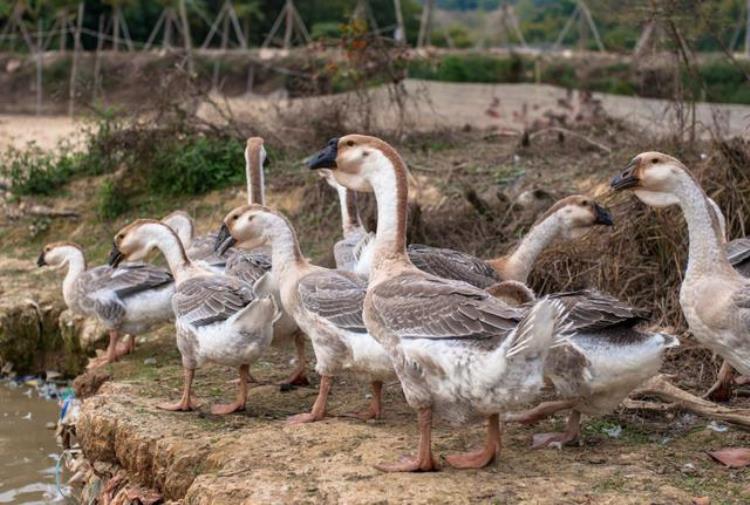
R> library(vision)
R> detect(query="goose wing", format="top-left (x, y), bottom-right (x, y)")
top-left (225, 250), bottom-right (273, 285)
top-left (298, 270), bottom-right (367, 333)
top-left (546, 290), bottom-right (646, 333)
top-left (174, 276), bottom-right (256, 328)
top-left (727, 238), bottom-right (750, 277)
top-left (407, 244), bottom-right (499, 289)
top-left (369, 273), bottom-right (522, 343)
top-left (107, 263), bottom-right (174, 298)
top-left (187, 232), bottom-right (228, 265)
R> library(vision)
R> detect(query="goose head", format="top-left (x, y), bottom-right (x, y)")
top-left (108, 219), bottom-right (166, 267)
top-left (307, 135), bottom-right (399, 193)
top-left (37, 242), bottom-right (83, 269)
top-left (610, 152), bottom-right (685, 207)
top-left (161, 210), bottom-right (194, 248)
top-left (542, 195), bottom-right (614, 240)
top-left (215, 204), bottom-right (277, 254)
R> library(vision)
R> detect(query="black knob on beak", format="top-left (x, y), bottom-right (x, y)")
top-left (36, 252), bottom-right (47, 267)
top-left (307, 137), bottom-right (339, 170)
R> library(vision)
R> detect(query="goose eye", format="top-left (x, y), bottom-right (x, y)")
top-left (346, 140), bottom-right (354, 147)
top-left (651, 158), bottom-right (659, 164)
top-left (232, 214), bottom-right (239, 221)
top-left (247, 215), bottom-right (254, 222)
top-left (116, 234), bottom-right (124, 241)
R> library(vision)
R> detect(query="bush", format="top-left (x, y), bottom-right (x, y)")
top-left (147, 135), bottom-right (244, 196)
top-left (97, 179), bottom-right (129, 220)
top-left (0, 143), bottom-right (75, 196)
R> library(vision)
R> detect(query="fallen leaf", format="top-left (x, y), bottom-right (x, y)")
top-left (707, 448), bottom-right (750, 467)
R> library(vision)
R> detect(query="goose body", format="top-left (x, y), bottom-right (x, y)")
top-left (221, 205), bottom-right (394, 422)
top-left (307, 134), bottom-right (571, 471)
top-left (38, 242), bottom-right (174, 366)
top-left (511, 289), bottom-right (678, 447)
top-left (110, 220), bottom-right (278, 414)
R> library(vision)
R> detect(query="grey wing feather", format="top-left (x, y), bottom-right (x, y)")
top-left (727, 238), bottom-right (750, 277)
top-left (298, 270), bottom-right (367, 333)
top-left (187, 232), bottom-right (229, 265)
top-left (174, 276), bottom-right (256, 327)
top-left (225, 250), bottom-right (272, 285)
top-left (545, 290), bottom-right (646, 333)
top-left (108, 263), bottom-right (173, 299)
top-left (370, 273), bottom-right (522, 343)
top-left (407, 244), bottom-right (499, 289)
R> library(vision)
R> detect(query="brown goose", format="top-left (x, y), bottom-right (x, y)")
top-left (37, 242), bottom-right (174, 368)
top-left (611, 152), bottom-right (750, 404)
top-left (108, 220), bottom-right (279, 414)
top-left (307, 135), bottom-right (570, 471)
top-left (217, 205), bottom-right (394, 423)
top-left (355, 195), bottom-right (613, 287)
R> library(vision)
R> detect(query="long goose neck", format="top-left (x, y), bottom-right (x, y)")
top-left (491, 214), bottom-right (561, 282)
top-left (266, 214), bottom-right (307, 283)
top-left (367, 151), bottom-right (410, 277)
top-left (246, 148), bottom-right (265, 205)
top-left (670, 174), bottom-right (732, 277)
top-left (62, 250), bottom-right (87, 306)
top-left (141, 223), bottom-right (192, 281)
top-left (337, 184), bottom-right (360, 235)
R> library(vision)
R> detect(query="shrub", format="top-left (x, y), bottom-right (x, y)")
top-left (97, 179), bottom-right (129, 220)
top-left (147, 135), bottom-right (244, 196)
top-left (0, 143), bottom-right (74, 196)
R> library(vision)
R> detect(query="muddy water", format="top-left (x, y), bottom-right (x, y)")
top-left (0, 381), bottom-right (63, 504)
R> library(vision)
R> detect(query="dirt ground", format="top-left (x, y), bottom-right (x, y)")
top-left (3, 88), bottom-right (750, 504)
top-left (76, 332), bottom-right (750, 505)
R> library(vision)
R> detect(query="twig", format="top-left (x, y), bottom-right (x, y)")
top-left (626, 374), bottom-right (750, 429)
top-left (528, 126), bottom-right (612, 154)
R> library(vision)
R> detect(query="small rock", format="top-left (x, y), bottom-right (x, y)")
top-left (706, 421), bottom-right (728, 433)
top-left (586, 455), bottom-right (607, 465)
top-left (143, 358), bottom-right (157, 366)
top-left (681, 463), bottom-right (698, 475)
top-left (602, 425), bottom-right (622, 438)
top-left (692, 497), bottom-right (710, 505)
top-left (45, 422), bottom-right (56, 430)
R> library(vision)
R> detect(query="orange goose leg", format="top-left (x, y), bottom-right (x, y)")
top-left (531, 410), bottom-right (581, 449)
top-left (287, 375), bottom-right (333, 424)
top-left (445, 414), bottom-right (502, 469)
top-left (211, 364), bottom-right (250, 415)
top-left (705, 361), bottom-right (735, 402)
top-left (345, 381), bottom-right (384, 421)
top-left (375, 408), bottom-right (438, 472)
top-left (281, 332), bottom-right (310, 387)
top-left (158, 368), bottom-right (200, 411)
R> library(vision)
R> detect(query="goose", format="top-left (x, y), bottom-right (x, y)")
top-left (216, 204), bottom-right (394, 423)
top-left (507, 289), bottom-right (678, 448)
top-left (354, 195), bottom-right (613, 287)
top-left (108, 219), bottom-right (279, 414)
top-left (307, 135), bottom-right (570, 471)
top-left (317, 168), bottom-right (369, 272)
top-left (611, 152), bottom-right (750, 397)
top-left (211, 137), bottom-right (309, 387)
top-left (37, 242), bottom-right (174, 368)
top-left (162, 210), bottom-right (227, 273)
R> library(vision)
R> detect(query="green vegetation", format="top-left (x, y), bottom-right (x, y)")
top-left (407, 53), bottom-right (750, 104)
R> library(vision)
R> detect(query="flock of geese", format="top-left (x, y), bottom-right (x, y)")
top-left (37, 134), bottom-right (750, 472)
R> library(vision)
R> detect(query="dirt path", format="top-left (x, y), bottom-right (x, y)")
top-left (1, 82), bottom-right (747, 151)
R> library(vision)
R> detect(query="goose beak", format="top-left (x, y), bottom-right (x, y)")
top-left (611, 158), bottom-right (640, 191)
top-left (214, 223), bottom-right (236, 255)
top-left (594, 204), bottom-right (614, 226)
top-left (108, 243), bottom-right (125, 267)
top-left (36, 252), bottom-right (46, 267)
top-left (307, 137), bottom-right (339, 170)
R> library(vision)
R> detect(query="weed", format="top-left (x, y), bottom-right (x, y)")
top-left (97, 179), bottom-right (129, 220)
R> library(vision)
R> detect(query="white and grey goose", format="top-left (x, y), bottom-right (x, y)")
top-left (37, 242), bottom-right (174, 368)
top-left (316, 168), bottom-right (369, 272)
top-left (214, 137), bottom-right (309, 388)
top-left (219, 204), bottom-right (394, 423)
top-left (109, 219), bottom-right (279, 414)
top-left (161, 210), bottom-right (227, 273)
top-left (508, 289), bottom-right (678, 448)
top-left (611, 152), bottom-right (750, 397)
top-left (308, 135), bottom-right (571, 471)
